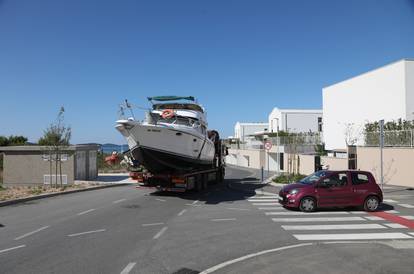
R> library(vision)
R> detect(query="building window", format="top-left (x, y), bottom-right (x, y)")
top-left (318, 117), bottom-right (323, 132)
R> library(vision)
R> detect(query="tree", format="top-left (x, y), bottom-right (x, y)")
top-left (0, 135), bottom-right (28, 146)
top-left (38, 107), bottom-right (71, 187)
top-left (344, 123), bottom-right (362, 147)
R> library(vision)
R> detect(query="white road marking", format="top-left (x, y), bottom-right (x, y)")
top-left (177, 209), bottom-right (187, 216)
top-left (400, 215), bottom-right (414, 220)
top-left (409, 232), bottom-right (414, 236)
top-left (398, 204), bottom-right (414, 208)
top-left (14, 226), bottom-right (50, 240)
top-left (199, 243), bottom-right (312, 274)
top-left (349, 211), bottom-right (367, 214)
top-left (142, 222), bottom-right (164, 227)
top-left (120, 262), bottom-right (137, 274)
top-left (272, 216), bottom-right (365, 222)
top-left (68, 229), bottom-right (106, 237)
top-left (383, 223), bottom-right (408, 228)
top-left (383, 199), bottom-right (398, 203)
top-left (192, 200), bottom-right (200, 205)
top-left (77, 209), bottom-right (96, 216)
top-left (248, 199), bottom-right (277, 202)
top-left (385, 210), bottom-right (400, 213)
top-left (185, 203), bottom-right (201, 206)
top-left (113, 198), bottom-right (127, 204)
top-left (254, 190), bottom-right (281, 196)
top-left (294, 232), bottom-right (412, 241)
top-left (248, 196), bottom-right (279, 199)
top-left (153, 226), bottom-right (168, 239)
top-left (265, 211), bottom-right (349, 216)
top-left (211, 218), bottom-right (237, 222)
top-left (258, 207), bottom-right (283, 210)
top-left (226, 207), bottom-right (250, 211)
top-left (282, 224), bottom-right (386, 231)
top-left (0, 245), bottom-right (26, 255)
top-left (364, 216), bottom-right (384, 221)
top-left (156, 198), bottom-right (166, 202)
top-left (252, 203), bottom-right (280, 206)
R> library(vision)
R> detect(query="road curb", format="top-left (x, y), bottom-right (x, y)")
top-left (0, 183), bottom-right (132, 207)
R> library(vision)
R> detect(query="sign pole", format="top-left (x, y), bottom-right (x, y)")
top-left (267, 152), bottom-right (270, 176)
top-left (379, 119), bottom-right (384, 191)
top-left (264, 141), bottom-right (273, 177)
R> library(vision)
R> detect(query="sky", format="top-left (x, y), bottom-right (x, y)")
top-left (1, 0), bottom-right (414, 144)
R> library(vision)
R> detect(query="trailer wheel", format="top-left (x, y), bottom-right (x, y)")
top-left (202, 174), bottom-right (208, 190)
top-left (195, 175), bottom-right (203, 192)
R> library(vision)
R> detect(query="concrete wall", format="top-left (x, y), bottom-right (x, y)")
top-left (3, 152), bottom-right (74, 186)
top-left (406, 60), bottom-right (414, 121)
top-left (298, 154), bottom-right (316, 175)
top-left (88, 150), bottom-right (98, 180)
top-left (357, 146), bottom-right (414, 187)
top-left (226, 148), bottom-right (265, 169)
top-left (321, 156), bottom-right (348, 170)
top-left (323, 60), bottom-right (412, 150)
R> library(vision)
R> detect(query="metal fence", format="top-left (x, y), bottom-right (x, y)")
top-left (364, 129), bottom-right (414, 147)
top-left (227, 133), bottom-right (323, 150)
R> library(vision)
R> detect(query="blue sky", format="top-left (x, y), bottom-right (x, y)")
top-left (1, 0), bottom-right (414, 144)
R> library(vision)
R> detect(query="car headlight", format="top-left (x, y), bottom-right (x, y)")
top-left (289, 189), bottom-right (299, 195)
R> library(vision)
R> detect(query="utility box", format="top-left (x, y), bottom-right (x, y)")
top-left (0, 145), bottom-right (99, 187)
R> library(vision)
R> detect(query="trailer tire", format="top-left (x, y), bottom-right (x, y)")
top-left (195, 175), bottom-right (203, 192)
top-left (202, 174), bottom-right (208, 189)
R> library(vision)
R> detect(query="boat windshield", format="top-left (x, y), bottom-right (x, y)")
top-left (299, 170), bottom-right (330, 185)
top-left (153, 103), bottom-right (204, 113)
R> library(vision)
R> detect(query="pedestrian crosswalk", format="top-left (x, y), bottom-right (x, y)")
top-left (247, 194), bottom-right (414, 241)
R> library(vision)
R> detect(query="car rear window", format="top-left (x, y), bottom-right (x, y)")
top-left (352, 173), bottom-right (369, 185)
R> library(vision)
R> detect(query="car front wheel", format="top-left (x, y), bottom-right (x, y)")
top-left (364, 196), bottom-right (380, 212)
top-left (300, 197), bottom-right (316, 212)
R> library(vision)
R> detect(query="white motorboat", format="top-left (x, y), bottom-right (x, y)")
top-left (115, 96), bottom-right (218, 173)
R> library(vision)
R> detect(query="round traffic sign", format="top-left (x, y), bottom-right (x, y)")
top-left (264, 141), bottom-right (272, 150)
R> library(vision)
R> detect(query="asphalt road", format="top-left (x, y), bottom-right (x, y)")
top-left (1, 166), bottom-right (414, 274)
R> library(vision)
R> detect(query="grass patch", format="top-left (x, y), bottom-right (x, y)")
top-left (273, 174), bottom-right (306, 184)
top-left (29, 186), bottom-right (44, 195)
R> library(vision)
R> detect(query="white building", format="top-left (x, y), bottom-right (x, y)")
top-left (268, 108), bottom-right (323, 133)
top-left (323, 59), bottom-right (414, 150)
top-left (234, 122), bottom-right (268, 142)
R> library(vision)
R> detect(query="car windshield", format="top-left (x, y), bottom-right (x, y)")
top-left (299, 170), bottom-right (330, 185)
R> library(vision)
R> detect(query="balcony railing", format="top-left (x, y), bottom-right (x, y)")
top-left (227, 133), bottom-right (323, 150)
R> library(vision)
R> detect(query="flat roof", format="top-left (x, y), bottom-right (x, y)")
top-left (270, 108), bottom-right (322, 114)
top-left (0, 144), bottom-right (100, 152)
top-left (323, 58), bottom-right (414, 89)
top-left (235, 122), bottom-right (268, 126)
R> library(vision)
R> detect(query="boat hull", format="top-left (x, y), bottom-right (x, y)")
top-left (116, 121), bottom-right (215, 173)
top-left (131, 145), bottom-right (213, 173)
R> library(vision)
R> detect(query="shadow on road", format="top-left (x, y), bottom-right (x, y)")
top-left (148, 177), bottom-right (269, 205)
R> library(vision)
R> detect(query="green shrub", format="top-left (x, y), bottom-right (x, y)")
top-left (273, 174), bottom-right (306, 184)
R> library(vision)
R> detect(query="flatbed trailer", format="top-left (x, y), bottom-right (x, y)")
top-left (129, 138), bottom-right (227, 192)
top-left (130, 166), bottom-right (225, 192)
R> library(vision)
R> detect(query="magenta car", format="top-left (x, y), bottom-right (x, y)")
top-left (278, 170), bottom-right (383, 212)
